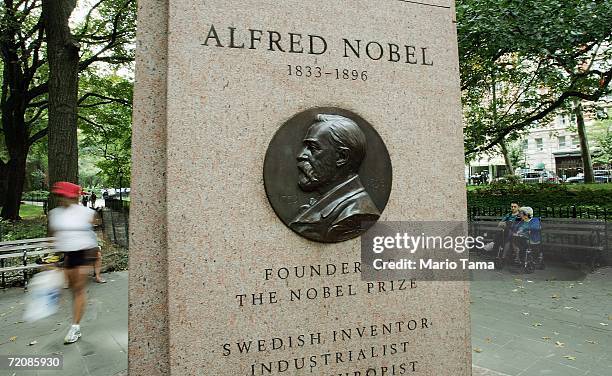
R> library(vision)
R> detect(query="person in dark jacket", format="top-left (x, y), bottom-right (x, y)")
top-left (495, 202), bottom-right (521, 260)
top-left (90, 192), bottom-right (97, 209)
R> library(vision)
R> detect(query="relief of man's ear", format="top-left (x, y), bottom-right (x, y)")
top-left (336, 146), bottom-right (350, 167)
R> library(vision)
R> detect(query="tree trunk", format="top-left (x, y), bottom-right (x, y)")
top-left (499, 140), bottom-right (515, 175)
top-left (0, 80), bottom-right (30, 219)
top-left (574, 100), bottom-right (594, 183)
top-left (0, 113), bottom-right (30, 219)
top-left (0, 161), bottom-right (6, 208)
top-left (0, 153), bottom-right (27, 220)
top-left (43, 0), bottom-right (80, 209)
top-left (0, 2), bottom-right (31, 219)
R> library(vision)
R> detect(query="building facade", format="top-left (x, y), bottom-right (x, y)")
top-left (467, 101), bottom-right (611, 182)
top-left (522, 114), bottom-right (584, 180)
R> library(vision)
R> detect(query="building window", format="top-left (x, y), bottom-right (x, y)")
top-left (572, 136), bottom-right (580, 148)
top-left (557, 115), bottom-right (566, 127)
top-left (558, 136), bottom-right (566, 148)
top-left (535, 138), bottom-right (543, 151)
top-left (522, 139), bottom-right (528, 151)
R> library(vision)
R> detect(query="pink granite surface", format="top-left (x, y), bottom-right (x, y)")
top-left (130, 0), bottom-right (470, 375)
top-left (128, 0), bottom-right (170, 375)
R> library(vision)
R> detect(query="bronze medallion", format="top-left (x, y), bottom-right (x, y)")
top-left (264, 107), bottom-right (392, 243)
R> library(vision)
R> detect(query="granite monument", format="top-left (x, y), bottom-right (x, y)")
top-left (130, 0), bottom-right (470, 375)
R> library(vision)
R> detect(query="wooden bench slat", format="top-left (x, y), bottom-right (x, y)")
top-left (545, 228), bottom-right (606, 232)
top-left (541, 243), bottom-right (603, 251)
top-left (475, 224), bottom-right (605, 230)
top-left (0, 243), bottom-right (54, 253)
top-left (0, 249), bottom-right (53, 260)
top-left (0, 252), bottom-right (28, 259)
top-left (543, 223), bottom-right (606, 227)
top-left (0, 264), bottom-right (47, 273)
top-left (0, 237), bottom-right (54, 247)
top-left (544, 222), bottom-right (606, 226)
top-left (543, 230), bottom-right (602, 235)
top-left (473, 227), bottom-right (502, 231)
top-left (470, 217), bottom-right (607, 260)
top-left (24, 249), bottom-right (52, 257)
top-left (473, 216), bottom-right (606, 225)
top-left (542, 218), bottom-right (605, 222)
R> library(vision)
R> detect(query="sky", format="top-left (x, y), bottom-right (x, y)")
top-left (70, 0), bottom-right (95, 27)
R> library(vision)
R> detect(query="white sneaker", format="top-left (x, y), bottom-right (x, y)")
top-left (64, 324), bottom-right (81, 344)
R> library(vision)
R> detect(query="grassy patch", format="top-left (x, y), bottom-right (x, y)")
top-left (0, 216), bottom-right (47, 241)
top-left (19, 204), bottom-right (44, 219)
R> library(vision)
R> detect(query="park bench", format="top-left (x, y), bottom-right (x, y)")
top-left (470, 216), bottom-right (608, 271)
top-left (540, 218), bottom-right (607, 270)
top-left (0, 237), bottom-right (55, 289)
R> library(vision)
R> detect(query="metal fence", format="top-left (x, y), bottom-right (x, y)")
top-left (21, 191), bottom-right (49, 202)
top-left (2, 198), bottom-right (129, 248)
top-left (100, 199), bottom-right (129, 249)
top-left (468, 206), bottom-right (611, 221)
top-left (20, 192), bottom-right (48, 214)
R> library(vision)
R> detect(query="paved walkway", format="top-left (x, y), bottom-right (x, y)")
top-left (473, 365), bottom-right (513, 376)
top-left (0, 271), bottom-right (127, 376)
top-left (1, 266), bottom-right (610, 375)
top-left (471, 265), bottom-right (612, 376)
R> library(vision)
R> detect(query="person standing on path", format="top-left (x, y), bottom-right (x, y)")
top-left (48, 182), bottom-right (100, 344)
top-left (90, 191), bottom-right (97, 209)
top-left (93, 248), bottom-right (106, 284)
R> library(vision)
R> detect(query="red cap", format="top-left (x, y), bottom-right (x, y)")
top-left (51, 182), bottom-right (82, 198)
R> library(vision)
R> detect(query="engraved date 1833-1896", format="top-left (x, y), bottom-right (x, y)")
top-left (288, 65), bottom-right (367, 82)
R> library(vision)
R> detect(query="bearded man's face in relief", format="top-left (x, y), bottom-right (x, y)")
top-left (296, 123), bottom-right (339, 192)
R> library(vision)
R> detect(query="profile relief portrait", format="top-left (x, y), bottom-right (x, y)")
top-left (289, 114), bottom-right (381, 242)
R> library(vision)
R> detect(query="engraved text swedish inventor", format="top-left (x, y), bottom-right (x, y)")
top-left (290, 114), bottom-right (381, 242)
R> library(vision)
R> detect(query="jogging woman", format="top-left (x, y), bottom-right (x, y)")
top-left (49, 182), bottom-right (99, 344)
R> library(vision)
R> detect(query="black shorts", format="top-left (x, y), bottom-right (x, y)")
top-left (64, 248), bottom-right (98, 268)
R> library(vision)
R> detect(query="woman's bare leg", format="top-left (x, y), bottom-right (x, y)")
top-left (66, 266), bottom-right (90, 324)
top-left (94, 250), bottom-right (105, 283)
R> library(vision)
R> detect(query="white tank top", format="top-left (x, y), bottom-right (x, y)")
top-left (49, 204), bottom-right (98, 252)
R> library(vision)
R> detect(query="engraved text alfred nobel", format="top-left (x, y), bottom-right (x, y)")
top-left (202, 25), bottom-right (434, 65)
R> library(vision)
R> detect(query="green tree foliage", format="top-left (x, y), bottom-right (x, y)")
top-left (25, 136), bottom-right (46, 190)
top-left (507, 142), bottom-right (525, 169)
top-left (0, 0), bottom-right (135, 219)
top-left (591, 110), bottom-right (612, 167)
top-left (78, 72), bottom-right (132, 188)
top-left (457, 0), bottom-right (612, 155)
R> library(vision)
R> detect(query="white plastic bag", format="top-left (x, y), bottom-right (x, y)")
top-left (23, 269), bottom-right (64, 322)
